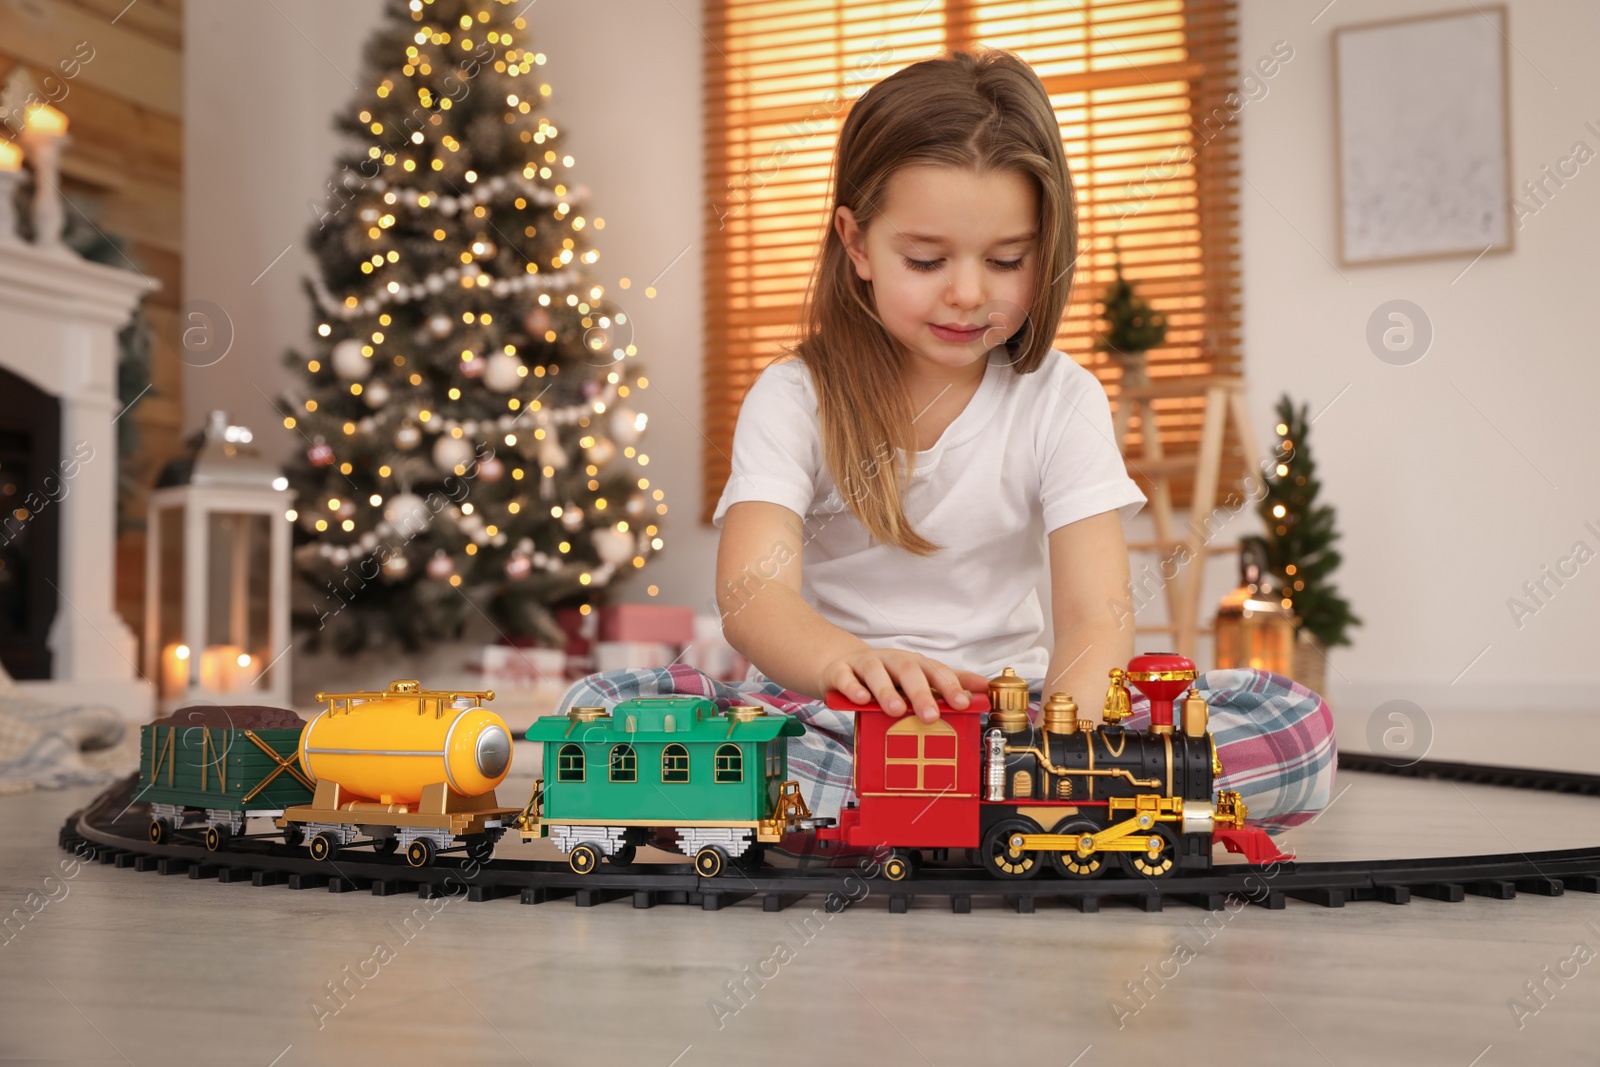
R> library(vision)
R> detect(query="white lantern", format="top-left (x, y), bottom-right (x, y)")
top-left (144, 411), bottom-right (294, 711)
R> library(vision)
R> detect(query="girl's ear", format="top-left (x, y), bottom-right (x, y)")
top-left (834, 206), bottom-right (873, 281)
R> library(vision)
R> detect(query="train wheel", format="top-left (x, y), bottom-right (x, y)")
top-left (980, 818), bottom-right (1043, 880)
top-left (406, 838), bottom-right (436, 868)
top-left (695, 846), bottom-right (728, 878)
top-left (1122, 825), bottom-right (1179, 879)
top-left (1048, 817), bottom-right (1108, 880)
top-left (464, 834), bottom-right (496, 863)
top-left (372, 836), bottom-right (399, 856)
top-left (148, 818), bottom-right (170, 846)
top-left (281, 824), bottom-right (304, 848)
top-left (608, 842), bottom-right (637, 869)
top-left (310, 833), bottom-right (340, 862)
top-left (736, 845), bottom-right (766, 873)
top-left (882, 853), bottom-right (911, 881)
top-left (204, 825), bottom-right (231, 852)
top-left (569, 843), bottom-right (600, 875)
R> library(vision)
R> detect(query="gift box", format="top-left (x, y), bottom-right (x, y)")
top-left (556, 605), bottom-right (599, 680)
top-left (466, 645), bottom-right (568, 687)
top-left (594, 640), bottom-right (680, 673)
top-left (599, 603), bottom-right (696, 645)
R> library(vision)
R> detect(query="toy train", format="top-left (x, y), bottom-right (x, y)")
top-left (137, 680), bottom-right (518, 867)
top-left (519, 652), bottom-right (1290, 880)
top-left (137, 653), bottom-right (1290, 879)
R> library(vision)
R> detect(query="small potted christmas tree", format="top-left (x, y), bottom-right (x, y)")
top-left (1095, 245), bottom-right (1167, 389)
top-left (1255, 395), bottom-right (1361, 694)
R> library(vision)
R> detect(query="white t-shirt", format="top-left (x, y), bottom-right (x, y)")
top-left (711, 348), bottom-right (1146, 678)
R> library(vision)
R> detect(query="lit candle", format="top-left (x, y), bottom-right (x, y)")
top-left (0, 141), bottom-right (21, 172)
top-left (235, 651), bottom-right (261, 690)
top-left (198, 645), bottom-right (242, 692)
top-left (161, 643), bottom-right (192, 696)
top-left (23, 103), bottom-right (68, 137)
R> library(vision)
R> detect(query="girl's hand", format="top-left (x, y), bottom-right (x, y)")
top-left (824, 649), bottom-right (990, 722)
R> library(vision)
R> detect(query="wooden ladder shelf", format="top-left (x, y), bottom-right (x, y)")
top-left (1113, 374), bottom-right (1261, 660)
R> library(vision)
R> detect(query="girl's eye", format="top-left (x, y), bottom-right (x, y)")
top-left (901, 256), bottom-right (1027, 272)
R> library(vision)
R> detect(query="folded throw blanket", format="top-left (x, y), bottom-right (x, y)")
top-left (0, 688), bottom-right (131, 796)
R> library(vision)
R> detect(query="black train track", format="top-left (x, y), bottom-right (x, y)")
top-left (57, 755), bottom-right (1600, 914)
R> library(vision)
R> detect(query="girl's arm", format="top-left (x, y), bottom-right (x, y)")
top-left (717, 500), bottom-right (985, 719)
top-left (1045, 510), bottom-right (1137, 711)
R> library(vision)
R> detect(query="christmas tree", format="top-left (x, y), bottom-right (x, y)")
top-left (1252, 395), bottom-right (1360, 649)
top-left (279, 0), bottom-right (663, 653)
top-left (1095, 247), bottom-right (1168, 357)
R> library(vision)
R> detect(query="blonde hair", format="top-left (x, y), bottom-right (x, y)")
top-left (787, 48), bottom-right (1078, 555)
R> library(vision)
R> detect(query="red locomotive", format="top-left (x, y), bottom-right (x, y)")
top-left (812, 652), bottom-right (1289, 880)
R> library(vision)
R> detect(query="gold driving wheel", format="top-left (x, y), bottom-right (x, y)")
top-left (1049, 817), bottom-right (1108, 879)
top-left (1124, 825), bottom-right (1178, 878)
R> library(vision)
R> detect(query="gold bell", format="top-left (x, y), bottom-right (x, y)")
top-left (1103, 667), bottom-right (1132, 725)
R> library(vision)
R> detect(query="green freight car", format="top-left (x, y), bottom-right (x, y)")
top-left (519, 696), bottom-right (823, 876)
top-left (138, 706), bottom-right (315, 851)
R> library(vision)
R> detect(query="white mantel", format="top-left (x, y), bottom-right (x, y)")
top-left (0, 239), bottom-right (158, 720)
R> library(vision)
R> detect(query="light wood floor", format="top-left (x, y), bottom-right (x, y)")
top-left (4, 729), bottom-right (1600, 1067)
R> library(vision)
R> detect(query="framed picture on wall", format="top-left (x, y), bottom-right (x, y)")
top-left (1333, 6), bottom-right (1514, 267)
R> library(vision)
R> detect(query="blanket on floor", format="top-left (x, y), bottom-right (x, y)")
top-left (0, 684), bottom-right (130, 796)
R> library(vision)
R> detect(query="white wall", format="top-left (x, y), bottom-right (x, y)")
top-left (188, 1), bottom-right (1599, 719)
top-left (1233, 0), bottom-right (1600, 723)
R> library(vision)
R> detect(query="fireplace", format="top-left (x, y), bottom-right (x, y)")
top-left (0, 238), bottom-right (156, 719)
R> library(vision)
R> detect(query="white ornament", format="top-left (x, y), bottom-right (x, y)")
top-left (538, 424), bottom-right (567, 470)
top-left (433, 435), bottom-right (475, 473)
top-left (593, 527), bottom-right (635, 567)
top-left (363, 380), bottom-right (391, 409)
top-left (383, 492), bottom-right (432, 536)
top-left (484, 353), bottom-right (524, 393)
top-left (611, 407), bottom-right (645, 446)
top-left (331, 338), bottom-right (371, 381)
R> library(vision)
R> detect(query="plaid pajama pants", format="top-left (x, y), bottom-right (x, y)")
top-left (553, 664), bottom-right (1335, 836)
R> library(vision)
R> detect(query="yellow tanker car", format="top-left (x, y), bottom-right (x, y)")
top-left (278, 680), bottom-right (520, 867)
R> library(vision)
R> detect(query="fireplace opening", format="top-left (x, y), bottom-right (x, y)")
top-left (0, 367), bottom-right (62, 680)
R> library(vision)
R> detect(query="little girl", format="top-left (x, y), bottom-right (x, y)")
top-left (561, 49), bottom-right (1334, 838)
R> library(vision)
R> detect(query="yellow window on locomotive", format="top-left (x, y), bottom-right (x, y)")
top-left (883, 718), bottom-right (959, 791)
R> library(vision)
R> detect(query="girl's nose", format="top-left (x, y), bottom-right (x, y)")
top-left (945, 261), bottom-right (983, 309)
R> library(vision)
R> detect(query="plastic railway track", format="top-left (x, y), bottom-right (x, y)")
top-left (57, 754), bottom-right (1600, 915)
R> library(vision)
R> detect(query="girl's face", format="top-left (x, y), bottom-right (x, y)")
top-left (834, 164), bottom-right (1040, 377)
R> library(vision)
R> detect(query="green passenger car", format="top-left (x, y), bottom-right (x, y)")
top-left (138, 720), bottom-right (315, 851)
top-left (521, 696), bottom-right (813, 876)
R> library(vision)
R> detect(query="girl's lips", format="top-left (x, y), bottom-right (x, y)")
top-left (930, 323), bottom-right (984, 343)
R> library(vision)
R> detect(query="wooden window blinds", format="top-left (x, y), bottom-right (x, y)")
top-left (701, 0), bottom-right (1242, 522)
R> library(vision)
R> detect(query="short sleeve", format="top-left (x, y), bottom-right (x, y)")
top-left (711, 359), bottom-right (822, 528)
top-left (1037, 359), bottom-right (1146, 533)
